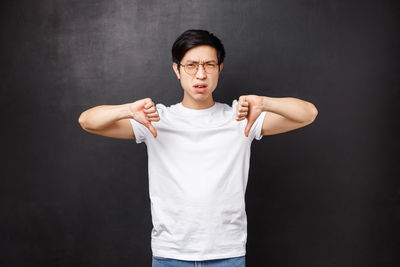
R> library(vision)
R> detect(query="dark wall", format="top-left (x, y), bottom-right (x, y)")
top-left (1, 0), bottom-right (399, 266)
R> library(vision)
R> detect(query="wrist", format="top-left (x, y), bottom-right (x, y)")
top-left (261, 96), bottom-right (273, 112)
top-left (120, 103), bottom-right (135, 119)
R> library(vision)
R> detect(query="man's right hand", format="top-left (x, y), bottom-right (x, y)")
top-left (129, 98), bottom-right (160, 137)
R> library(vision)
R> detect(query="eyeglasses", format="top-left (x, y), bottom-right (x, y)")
top-left (179, 61), bottom-right (219, 75)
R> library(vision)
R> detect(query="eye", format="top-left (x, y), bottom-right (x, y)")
top-left (205, 63), bottom-right (217, 71)
top-left (186, 63), bottom-right (196, 69)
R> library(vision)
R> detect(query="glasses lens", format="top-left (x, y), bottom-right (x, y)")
top-left (184, 63), bottom-right (197, 75)
top-left (205, 63), bottom-right (217, 73)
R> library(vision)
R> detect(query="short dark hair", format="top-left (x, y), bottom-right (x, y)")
top-left (171, 29), bottom-right (225, 66)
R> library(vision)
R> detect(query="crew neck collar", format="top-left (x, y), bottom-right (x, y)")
top-left (176, 102), bottom-right (218, 116)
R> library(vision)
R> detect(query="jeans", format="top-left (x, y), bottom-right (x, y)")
top-left (152, 255), bottom-right (245, 267)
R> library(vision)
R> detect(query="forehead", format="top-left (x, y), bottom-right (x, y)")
top-left (181, 45), bottom-right (218, 62)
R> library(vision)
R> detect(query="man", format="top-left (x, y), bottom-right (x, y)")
top-left (79, 29), bottom-right (318, 267)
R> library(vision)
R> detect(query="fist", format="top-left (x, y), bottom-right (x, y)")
top-left (129, 98), bottom-right (160, 137)
top-left (236, 95), bottom-right (264, 137)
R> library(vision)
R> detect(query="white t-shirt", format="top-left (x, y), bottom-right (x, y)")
top-left (129, 99), bottom-right (266, 261)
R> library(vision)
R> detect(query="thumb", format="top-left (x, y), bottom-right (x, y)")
top-left (145, 122), bottom-right (157, 138)
top-left (245, 118), bottom-right (255, 137)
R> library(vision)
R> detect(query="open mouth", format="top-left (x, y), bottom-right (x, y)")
top-left (194, 84), bottom-right (208, 92)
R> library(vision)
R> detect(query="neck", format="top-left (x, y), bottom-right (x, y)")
top-left (181, 93), bottom-right (215, 110)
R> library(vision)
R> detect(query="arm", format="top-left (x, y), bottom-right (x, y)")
top-left (236, 95), bottom-right (318, 136)
top-left (78, 98), bottom-right (160, 139)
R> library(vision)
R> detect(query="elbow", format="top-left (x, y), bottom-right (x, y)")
top-left (308, 103), bottom-right (318, 123)
top-left (78, 112), bottom-right (89, 130)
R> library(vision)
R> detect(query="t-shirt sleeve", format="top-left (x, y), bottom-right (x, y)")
top-left (248, 111), bottom-right (267, 141)
top-left (129, 118), bottom-right (149, 144)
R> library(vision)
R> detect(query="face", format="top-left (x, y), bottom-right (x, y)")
top-left (173, 45), bottom-right (223, 106)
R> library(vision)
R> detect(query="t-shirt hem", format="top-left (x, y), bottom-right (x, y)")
top-left (151, 246), bottom-right (246, 261)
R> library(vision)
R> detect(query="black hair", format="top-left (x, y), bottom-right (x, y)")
top-left (171, 29), bottom-right (225, 67)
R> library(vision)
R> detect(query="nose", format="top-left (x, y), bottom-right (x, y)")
top-left (196, 64), bottom-right (207, 79)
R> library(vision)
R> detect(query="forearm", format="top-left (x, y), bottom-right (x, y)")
top-left (78, 104), bottom-right (133, 131)
top-left (261, 96), bottom-right (318, 123)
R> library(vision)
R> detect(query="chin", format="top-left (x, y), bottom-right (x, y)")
top-left (192, 92), bottom-right (211, 101)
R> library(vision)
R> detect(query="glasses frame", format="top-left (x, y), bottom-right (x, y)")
top-left (178, 61), bottom-right (220, 75)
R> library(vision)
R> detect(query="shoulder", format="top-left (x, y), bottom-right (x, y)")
top-left (215, 100), bottom-right (238, 111)
top-left (216, 100), bottom-right (239, 119)
top-left (155, 102), bottom-right (178, 116)
top-left (155, 103), bottom-right (167, 113)
top-left (155, 103), bottom-right (168, 109)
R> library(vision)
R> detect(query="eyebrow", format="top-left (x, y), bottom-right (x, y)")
top-left (185, 60), bottom-right (218, 64)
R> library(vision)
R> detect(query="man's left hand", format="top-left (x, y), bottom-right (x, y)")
top-left (236, 95), bottom-right (264, 137)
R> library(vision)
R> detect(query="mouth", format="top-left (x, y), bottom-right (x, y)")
top-left (193, 83), bottom-right (208, 93)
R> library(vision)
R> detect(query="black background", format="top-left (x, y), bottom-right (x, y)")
top-left (1, 0), bottom-right (399, 266)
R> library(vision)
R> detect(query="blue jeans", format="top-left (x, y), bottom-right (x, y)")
top-left (152, 255), bottom-right (246, 267)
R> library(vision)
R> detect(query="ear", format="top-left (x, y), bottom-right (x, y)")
top-left (172, 63), bottom-right (181, 79)
top-left (219, 63), bottom-right (224, 72)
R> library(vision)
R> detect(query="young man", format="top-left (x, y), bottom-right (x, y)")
top-left (79, 29), bottom-right (318, 267)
